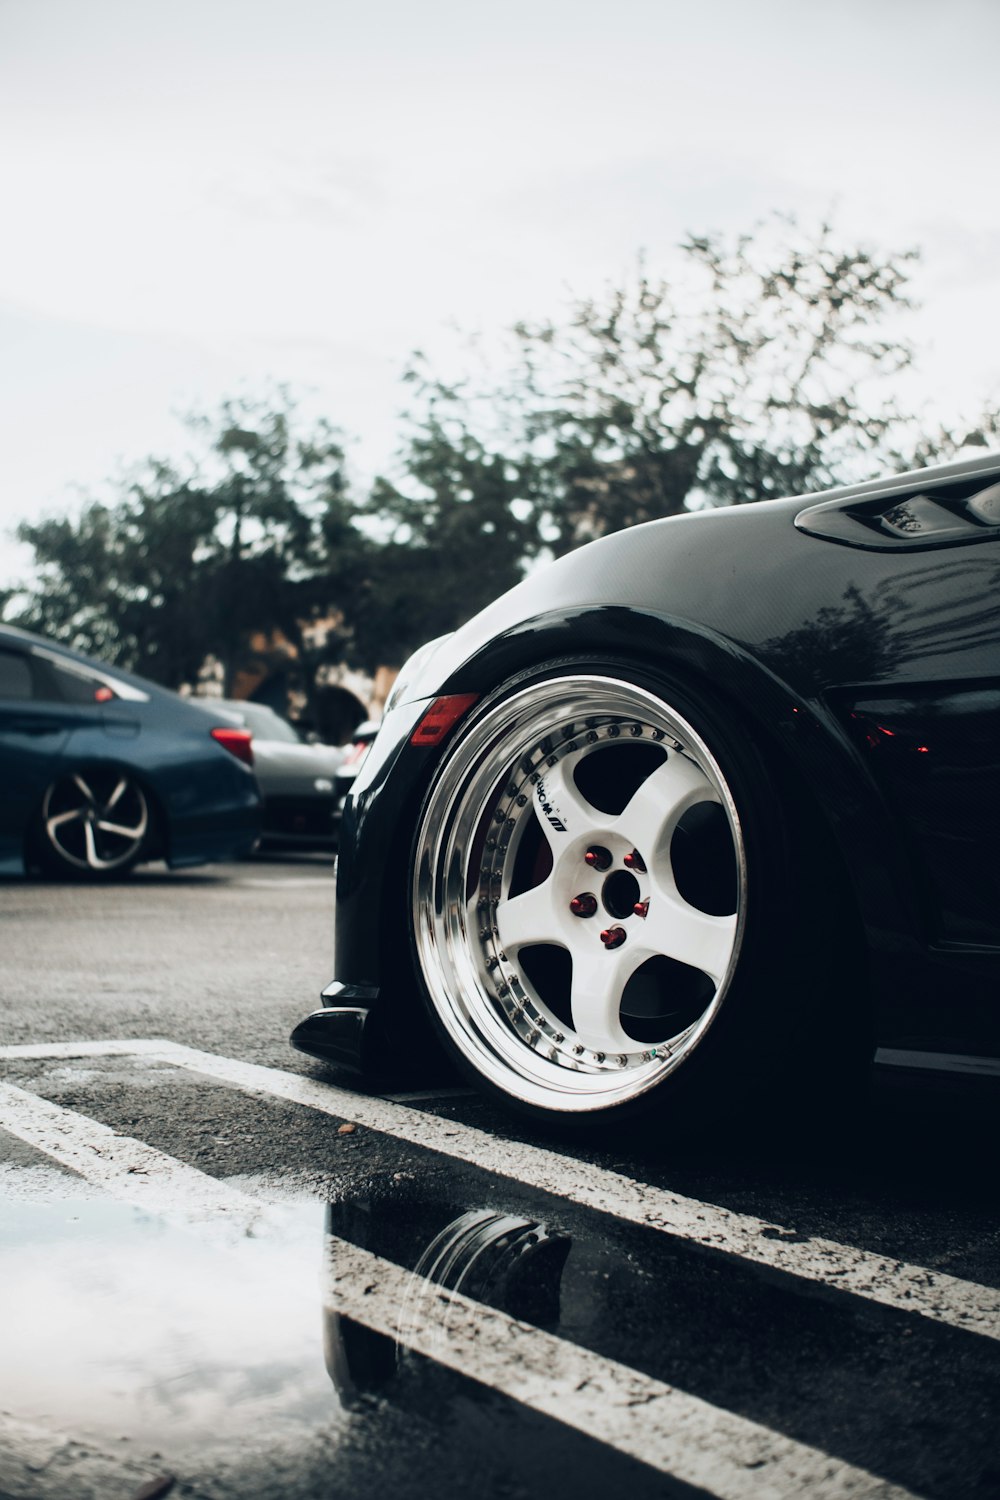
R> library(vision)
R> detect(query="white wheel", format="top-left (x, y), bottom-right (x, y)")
top-left (412, 667), bottom-right (760, 1119)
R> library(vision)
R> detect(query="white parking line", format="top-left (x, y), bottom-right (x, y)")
top-left (3, 1038), bottom-right (999, 1343)
top-left (0, 1079), bottom-right (921, 1499)
top-left (324, 1237), bottom-right (920, 1500)
top-left (0, 1081), bottom-right (267, 1241)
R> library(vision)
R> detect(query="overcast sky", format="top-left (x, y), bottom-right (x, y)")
top-left (2, 0), bottom-right (998, 584)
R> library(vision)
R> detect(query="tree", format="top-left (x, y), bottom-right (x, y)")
top-left (390, 220), bottom-right (996, 556)
top-left (7, 394), bottom-right (368, 695)
top-left (9, 221), bottom-right (996, 690)
top-left (353, 385), bottom-right (538, 668)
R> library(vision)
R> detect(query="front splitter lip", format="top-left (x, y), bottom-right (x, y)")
top-left (290, 1003), bottom-right (372, 1070)
top-left (290, 981), bottom-right (456, 1085)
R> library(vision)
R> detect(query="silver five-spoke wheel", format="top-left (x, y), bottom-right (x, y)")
top-left (413, 672), bottom-right (748, 1115)
top-left (39, 770), bottom-right (150, 875)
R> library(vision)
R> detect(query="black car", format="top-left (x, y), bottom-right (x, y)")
top-left (0, 626), bottom-right (261, 878)
top-left (292, 452), bottom-right (1000, 1126)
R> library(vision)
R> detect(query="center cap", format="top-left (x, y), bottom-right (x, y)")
top-left (602, 869), bottom-right (641, 919)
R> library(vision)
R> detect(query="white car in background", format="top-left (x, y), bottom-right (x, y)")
top-left (218, 699), bottom-right (345, 851)
top-left (333, 719), bottom-right (380, 825)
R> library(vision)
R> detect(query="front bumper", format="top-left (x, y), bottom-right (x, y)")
top-left (290, 982), bottom-right (454, 1081)
top-left (289, 984), bottom-right (379, 1071)
top-left (288, 697), bottom-right (455, 1077)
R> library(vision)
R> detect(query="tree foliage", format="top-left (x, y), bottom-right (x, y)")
top-left (9, 395), bottom-right (366, 693)
top-left (396, 221), bottom-right (937, 556)
top-left (353, 386), bottom-right (538, 668)
top-left (6, 220), bottom-right (997, 689)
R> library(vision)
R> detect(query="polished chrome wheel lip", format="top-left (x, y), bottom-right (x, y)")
top-left (413, 675), bottom-right (747, 1114)
top-left (42, 772), bottom-right (149, 872)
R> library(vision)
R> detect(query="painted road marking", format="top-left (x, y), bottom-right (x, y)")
top-left (2, 1038), bottom-right (999, 1342)
top-left (0, 1081), bottom-right (269, 1243)
top-left (323, 1237), bottom-right (921, 1500)
top-left (0, 1080), bottom-right (921, 1500)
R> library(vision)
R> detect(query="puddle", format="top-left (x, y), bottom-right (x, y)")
top-left (0, 1171), bottom-right (668, 1500)
top-left (2, 1160), bottom-right (996, 1500)
top-left (0, 1186), bottom-right (334, 1462)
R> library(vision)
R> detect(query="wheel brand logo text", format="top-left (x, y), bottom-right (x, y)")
top-left (535, 778), bottom-right (567, 832)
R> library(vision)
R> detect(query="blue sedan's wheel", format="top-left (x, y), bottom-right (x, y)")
top-left (36, 769), bottom-right (150, 877)
top-left (411, 666), bottom-right (770, 1120)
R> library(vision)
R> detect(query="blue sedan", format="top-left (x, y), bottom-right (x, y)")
top-left (0, 625), bottom-right (261, 878)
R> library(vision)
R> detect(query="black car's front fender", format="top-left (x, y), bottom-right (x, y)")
top-left (319, 605), bottom-right (921, 1066)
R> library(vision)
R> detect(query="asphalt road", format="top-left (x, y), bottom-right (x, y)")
top-left (1, 857), bottom-right (999, 1500)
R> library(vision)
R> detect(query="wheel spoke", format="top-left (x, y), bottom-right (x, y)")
top-left (568, 946), bottom-right (641, 1052)
top-left (643, 896), bottom-right (737, 985)
top-left (530, 755), bottom-right (602, 850)
top-left (95, 818), bottom-right (143, 841)
top-left (495, 882), bottom-right (564, 954)
top-left (46, 808), bottom-right (86, 833)
top-left (103, 776), bottom-right (129, 812)
top-left (615, 753), bottom-right (716, 852)
top-left (83, 821), bottom-right (101, 869)
top-left (72, 774), bottom-right (97, 806)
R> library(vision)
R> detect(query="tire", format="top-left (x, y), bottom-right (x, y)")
top-left (33, 767), bottom-right (151, 878)
top-left (410, 658), bottom-right (864, 1130)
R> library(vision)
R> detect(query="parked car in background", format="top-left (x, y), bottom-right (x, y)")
top-left (0, 626), bottom-right (261, 878)
top-left (216, 699), bottom-right (344, 851)
top-left (333, 719), bottom-right (380, 825)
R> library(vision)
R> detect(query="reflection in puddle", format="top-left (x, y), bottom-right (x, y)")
top-left (2, 1167), bottom-right (624, 1495)
top-left (3, 1167), bottom-right (933, 1499)
top-left (0, 1185), bottom-right (333, 1460)
top-left (325, 1205), bottom-right (572, 1405)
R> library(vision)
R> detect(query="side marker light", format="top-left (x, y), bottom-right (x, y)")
top-left (410, 693), bottom-right (480, 746)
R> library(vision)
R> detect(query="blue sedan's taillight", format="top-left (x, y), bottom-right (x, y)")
top-left (210, 726), bottom-right (254, 766)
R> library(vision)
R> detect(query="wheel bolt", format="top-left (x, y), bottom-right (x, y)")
top-left (623, 849), bottom-right (646, 872)
top-left (585, 845), bottom-right (612, 871)
top-left (633, 900), bottom-right (649, 919)
top-left (600, 926), bottom-right (626, 949)
top-left (570, 893), bottom-right (598, 918)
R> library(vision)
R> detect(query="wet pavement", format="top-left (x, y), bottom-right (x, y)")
top-left (2, 860), bottom-right (1000, 1499)
top-left (3, 1042), bottom-right (1000, 1499)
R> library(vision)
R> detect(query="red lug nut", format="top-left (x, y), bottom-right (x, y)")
top-left (623, 849), bottom-right (646, 872)
top-left (600, 926), bottom-right (627, 949)
top-left (633, 900), bottom-right (649, 919)
top-left (570, 893), bottom-right (598, 918)
top-left (585, 845), bottom-right (613, 871)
